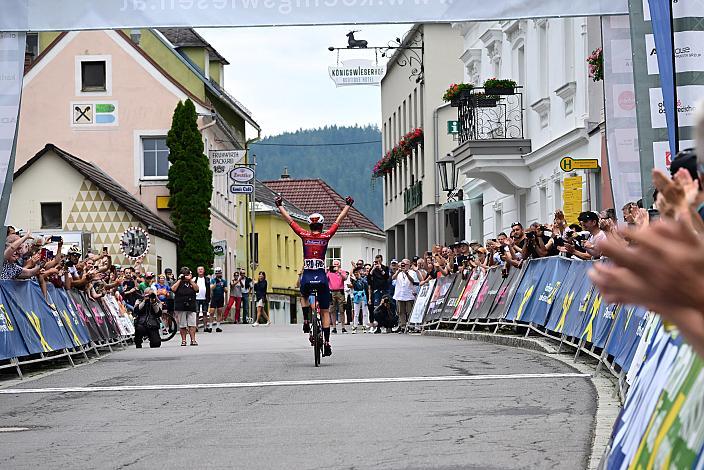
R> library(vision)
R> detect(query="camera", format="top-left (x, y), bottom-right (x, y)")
top-left (526, 232), bottom-right (536, 240)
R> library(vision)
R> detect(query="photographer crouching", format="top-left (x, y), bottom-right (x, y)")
top-left (134, 288), bottom-right (163, 349)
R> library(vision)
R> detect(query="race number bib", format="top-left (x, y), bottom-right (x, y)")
top-left (304, 259), bottom-right (326, 270)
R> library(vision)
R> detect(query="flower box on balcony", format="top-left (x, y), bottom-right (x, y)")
top-left (451, 89), bottom-right (474, 107)
top-left (484, 86), bottom-right (515, 96)
top-left (482, 78), bottom-right (517, 97)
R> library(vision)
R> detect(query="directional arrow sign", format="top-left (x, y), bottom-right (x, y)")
top-left (229, 184), bottom-right (254, 194)
top-left (560, 157), bottom-right (600, 172)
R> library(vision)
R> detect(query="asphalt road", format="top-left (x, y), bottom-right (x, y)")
top-left (0, 325), bottom-right (596, 470)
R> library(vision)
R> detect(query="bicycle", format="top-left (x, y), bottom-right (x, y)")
top-left (309, 289), bottom-right (323, 367)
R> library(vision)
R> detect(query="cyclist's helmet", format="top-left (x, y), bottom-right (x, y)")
top-left (307, 213), bottom-right (325, 231)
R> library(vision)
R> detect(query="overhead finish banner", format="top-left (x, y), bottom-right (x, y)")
top-left (0, 32), bottom-right (24, 247)
top-left (0, 0), bottom-right (628, 31)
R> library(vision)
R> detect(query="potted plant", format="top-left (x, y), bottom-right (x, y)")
top-left (483, 78), bottom-right (517, 95)
top-left (443, 83), bottom-right (474, 107)
top-left (587, 48), bottom-right (603, 82)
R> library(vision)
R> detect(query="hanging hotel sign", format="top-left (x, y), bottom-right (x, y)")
top-left (328, 60), bottom-right (386, 87)
top-left (229, 166), bottom-right (255, 194)
top-left (210, 149), bottom-right (245, 175)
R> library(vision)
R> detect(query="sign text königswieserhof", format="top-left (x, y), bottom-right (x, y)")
top-left (328, 60), bottom-right (385, 87)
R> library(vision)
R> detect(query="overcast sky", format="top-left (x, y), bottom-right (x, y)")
top-left (197, 25), bottom-right (409, 137)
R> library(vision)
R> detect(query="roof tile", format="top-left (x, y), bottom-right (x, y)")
top-left (262, 179), bottom-right (382, 234)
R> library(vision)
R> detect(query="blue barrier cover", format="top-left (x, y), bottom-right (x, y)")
top-left (562, 264), bottom-right (598, 338)
top-left (607, 305), bottom-right (649, 371)
top-left (525, 257), bottom-right (572, 326)
top-left (0, 284), bottom-right (31, 359)
top-left (545, 261), bottom-right (589, 333)
top-left (0, 281), bottom-right (76, 354)
top-left (505, 259), bottom-right (548, 322)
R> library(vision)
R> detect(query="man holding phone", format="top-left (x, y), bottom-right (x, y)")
top-left (369, 254), bottom-right (390, 322)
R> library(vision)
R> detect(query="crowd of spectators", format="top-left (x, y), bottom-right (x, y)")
top-left (0, 230), bottom-right (257, 348)
top-left (319, 205), bottom-right (619, 334)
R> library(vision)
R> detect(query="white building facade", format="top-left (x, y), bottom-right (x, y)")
top-left (381, 24), bottom-right (465, 260)
top-left (452, 18), bottom-right (605, 242)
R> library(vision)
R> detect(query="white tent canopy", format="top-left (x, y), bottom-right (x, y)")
top-left (2, 0), bottom-right (628, 31)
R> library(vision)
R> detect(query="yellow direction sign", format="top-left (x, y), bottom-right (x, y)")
top-left (560, 157), bottom-right (600, 172)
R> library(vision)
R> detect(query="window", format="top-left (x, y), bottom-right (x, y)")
top-left (26, 33), bottom-right (38, 62)
top-left (538, 21), bottom-right (549, 96)
top-left (40, 202), bottom-right (62, 229)
top-left (276, 234), bottom-right (282, 266)
top-left (494, 209), bottom-right (503, 237)
top-left (564, 18), bottom-right (574, 82)
top-left (285, 236), bottom-right (290, 268)
top-left (141, 137), bottom-right (169, 179)
top-left (81, 61), bottom-right (106, 92)
top-left (326, 247), bottom-right (341, 268)
top-left (554, 180), bottom-right (563, 212)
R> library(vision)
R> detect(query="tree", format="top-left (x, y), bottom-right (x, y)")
top-left (166, 99), bottom-right (214, 271)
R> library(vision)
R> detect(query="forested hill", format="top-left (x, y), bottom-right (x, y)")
top-left (251, 125), bottom-right (383, 228)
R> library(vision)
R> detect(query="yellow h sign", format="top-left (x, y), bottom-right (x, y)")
top-left (560, 157), bottom-right (599, 172)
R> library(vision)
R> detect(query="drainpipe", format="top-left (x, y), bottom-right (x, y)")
top-left (433, 102), bottom-right (452, 246)
top-left (198, 110), bottom-right (218, 132)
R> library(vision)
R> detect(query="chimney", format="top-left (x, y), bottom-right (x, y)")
top-left (281, 167), bottom-right (290, 179)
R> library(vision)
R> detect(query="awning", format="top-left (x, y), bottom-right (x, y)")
top-left (440, 200), bottom-right (466, 211)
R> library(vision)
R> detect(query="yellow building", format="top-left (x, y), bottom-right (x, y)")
top-left (247, 181), bottom-right (309, 324)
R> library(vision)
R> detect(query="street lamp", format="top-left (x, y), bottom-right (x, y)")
top-left (437, 153), bottom-right (458, 193)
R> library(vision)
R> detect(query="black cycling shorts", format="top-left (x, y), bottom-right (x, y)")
top-left (300, 270), bottom-right (331, 310)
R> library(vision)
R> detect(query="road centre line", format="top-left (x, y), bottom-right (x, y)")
top-left (0, 373), bottom-right (590, 395)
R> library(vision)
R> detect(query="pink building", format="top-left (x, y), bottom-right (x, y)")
top-left (12, 29), bottom-right (259, 275)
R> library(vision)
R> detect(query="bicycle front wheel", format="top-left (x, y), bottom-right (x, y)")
top-left (160, 313), bottom-right (178, 342)
top-left (312, 316), bottom-right (321, 367)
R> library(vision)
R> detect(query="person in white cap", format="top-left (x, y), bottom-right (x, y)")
top-left (209, 267), bottom-right (228, 332)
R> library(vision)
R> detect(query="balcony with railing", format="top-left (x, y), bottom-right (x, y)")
top-left (452, 86), bottom-right (532, 194)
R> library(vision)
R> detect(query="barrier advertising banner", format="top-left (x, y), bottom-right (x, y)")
top-left (424, 275), bottom-right (456, 323)
top-left (0, 281), bottom-right (76, 353)
top-left (0, 284), bottom-right (30, 358)
top-left (410, 280), bottom-right (434, 324)
top-left (0, 1), bottom-right (629, 31)
top-left (486, 267), bottom-right (522, 320)
top-left (48, 285), bottom-right (92, 346)
top-left (505, 260), bottom-right (548, 322)
top-left (440, 276), bottom-right (468, 321)
top-left (68, 290), bottom-right (105, 342)
top-left (607, 304), bottom-right (649, 370)
top-left (459, 270), bottom-right (487, 321)
top-left (523, 257), bottom-right (572, 326)
top-left (455, 269), bottom-right (486, 321)
top-left (467, 267), bottom-right (502, 321)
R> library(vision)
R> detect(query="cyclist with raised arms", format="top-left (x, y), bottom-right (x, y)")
top-left (275, 194), bottom-right (354, 357)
